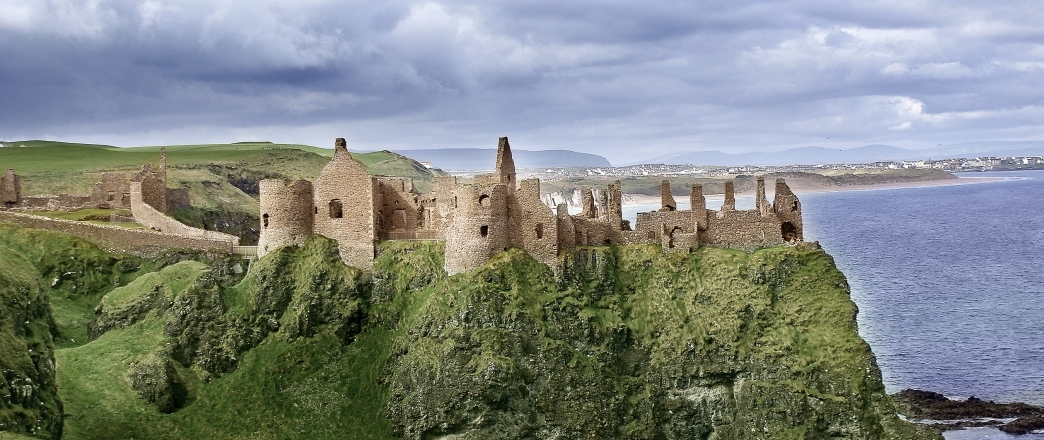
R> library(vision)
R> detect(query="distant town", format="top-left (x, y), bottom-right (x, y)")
top-left (520, 155), bottom-right (1044, 180)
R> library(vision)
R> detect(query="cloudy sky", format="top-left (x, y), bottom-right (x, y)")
top-left (1, 0), bottom-right (1043, 164)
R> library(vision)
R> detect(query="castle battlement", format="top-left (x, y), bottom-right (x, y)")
top-left (258, 137), bottom-right (804, 274)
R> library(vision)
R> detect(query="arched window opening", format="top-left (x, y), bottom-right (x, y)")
top-left (535, 223), bottom-right (544, 239)
top-left (791, 201), bottom-right (799, 212)
top-left (314, 206), bottom-right (318, 214)
top-left (480, 225), bottom-right (489, 238)
top-left (262, 213), bottom-right (269, 228)
top-left (479, 194), bottom-right (490, 207)
top-left (781, 222), bottom-right (798, 242)
top-left (329, 199), bottom-right (343, 219)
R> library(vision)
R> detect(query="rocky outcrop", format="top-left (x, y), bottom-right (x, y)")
top-left (380, 245), bottom-right (936, 439)
top-left (128, 351), bottom-right (187, 413)
top-left (0, 247), bottom-right (62, 439)
top-left (892, 389), bottom-right (1044, 434)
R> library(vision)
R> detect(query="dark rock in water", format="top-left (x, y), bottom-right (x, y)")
top-left (1001, 416), bottom-right (1044, 435)
top-left (893, 389), bottom-right (1044, 419)
top-left (892, 389), bottom-right (1044, 434)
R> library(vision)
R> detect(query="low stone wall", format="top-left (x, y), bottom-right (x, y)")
top-left (0, 211), bottom-right (235, 255)
top-left (131, 182), bottom-right (239, 245)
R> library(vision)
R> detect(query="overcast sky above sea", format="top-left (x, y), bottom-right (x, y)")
top-left (1, 0), bottom-right (1043, 164)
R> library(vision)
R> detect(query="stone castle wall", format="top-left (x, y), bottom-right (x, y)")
top-left (255, 136), bottom-right (804, 274)
top-left (444, 184), bottom-right (510, 274)
top-left (312, 139), bottom-right (378, 269)
top-left (90, 172), bottom-right (132, 209)
top-left (258, 179), bottom-right (314, 258)
top-left (0, 211), bottom-right (234, 255)
top-left (131, 182), bottom-right (239, 245)
top-left (510, 178), bottom-right (558, 267)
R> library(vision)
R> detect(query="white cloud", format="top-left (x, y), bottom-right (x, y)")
top-left (0, 0), bottom-right (117, 38)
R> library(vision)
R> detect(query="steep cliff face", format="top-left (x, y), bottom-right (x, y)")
top-left (0, 219), bottom-right (933, 439)
top-left (379, 244), bottom-right (934, 439)
top-left (0, 248), bottom-right (62, 439)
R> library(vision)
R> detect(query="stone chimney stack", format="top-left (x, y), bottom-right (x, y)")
top-left (660, 180), bottom-right (677, 211)
top-left (755, 176), bottom-right (770, 216)
top-left (334, 137), bottom-right (348, 156)
top-left (495, 137), bottom-right (516, 193)
top-left (722, 181), bottom-right (736, 211)
top-left (690, 184), bottom-right (707, 230)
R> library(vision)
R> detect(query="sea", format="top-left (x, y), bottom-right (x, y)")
top-left (622, 170), bottom-right (1044, 439)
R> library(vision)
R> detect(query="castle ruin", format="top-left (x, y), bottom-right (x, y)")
top-left (258, 137), bottom-right (804, 274)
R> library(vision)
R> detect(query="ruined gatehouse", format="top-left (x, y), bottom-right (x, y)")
top-left (258, 137), bottom-right (804, 274)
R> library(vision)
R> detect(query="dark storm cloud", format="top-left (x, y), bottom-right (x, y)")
top-left (1, 0), bottom-right (1043, 163)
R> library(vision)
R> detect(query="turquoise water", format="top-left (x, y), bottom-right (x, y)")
top-left (800, 171), bottom-right (1044, 439)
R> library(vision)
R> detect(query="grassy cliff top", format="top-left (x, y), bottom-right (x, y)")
top-left (0, 221), bottom-right (934, 439)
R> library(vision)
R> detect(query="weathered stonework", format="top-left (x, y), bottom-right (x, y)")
top-left (0, 211), bottom-right (235, 255)
top-left (131, 182), bottom-right (239, 246)
top-left (258, 179), bottom-right (314, 258)
top-left (1, 168), bottom-right (21, 206)
top-left (2, 147), bottom-right (181, 213)
top-left (257, 136), bottom-right (805, 274)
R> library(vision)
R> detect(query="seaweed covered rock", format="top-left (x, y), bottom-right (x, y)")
top-left (0, 246), bottom-right (63, 439)
top-left (383, 246), bottom-right (937, 439)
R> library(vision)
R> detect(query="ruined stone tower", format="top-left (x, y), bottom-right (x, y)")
top-left (312, 138), bottom-right (378, 269)
top-left (444, 183), bottom-right (510, 274)
top-left (773, 178), bottom-right (803, 242)
top-left (258, 179), bottom-right (315, 258)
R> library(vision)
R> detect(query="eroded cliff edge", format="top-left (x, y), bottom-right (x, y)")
top-left (376, 242), bottom-right (935, 439)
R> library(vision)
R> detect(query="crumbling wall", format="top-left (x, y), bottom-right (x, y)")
top-left (133, 163), bottom-right (167, 213)
top-left (511, 179), bottom-right (558, 267)
top-left (312, 138), bottom-right (378, 270)
top-left (495, 137), bottom-right (516, 192)
top-left (1, 168), bottom-right (22, 206)
top-left (555, 204), bottom-right (576, 253)
top-left (634, 210), bottom-right (695, 242)
top-left (90, 172), bottom-right (131, 209)
top-left (773, 178), bottom-right (803, 242)
top-left (131, 182), bottom-right (239, 245)
top-left (660, 180), bottom-right (677, 211)
top-left (0, 211), bottom-right (234, 255)
top-left (375, 177), bottom-right (422, 237)
top-left (258, 179), bottom-right (314, 257)
top-left (701, 210), bottom-right (781, 251)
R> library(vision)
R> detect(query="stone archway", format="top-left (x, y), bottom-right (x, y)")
top-left (668, 226), bottom-right (683, 249)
